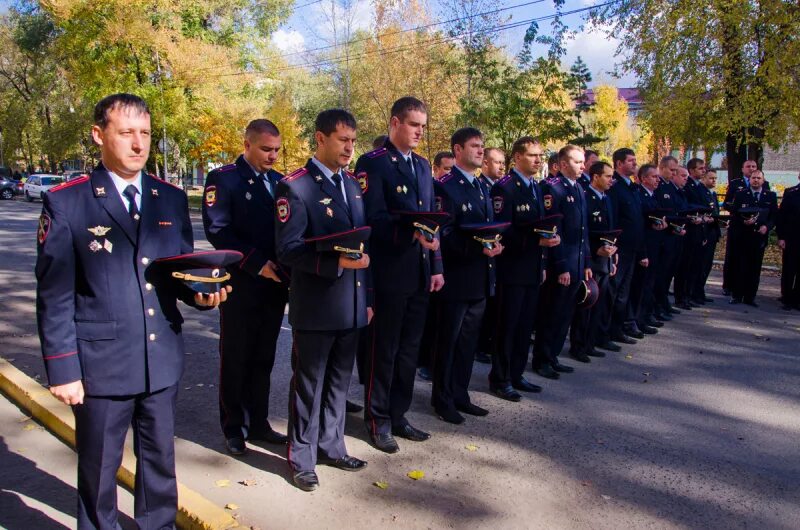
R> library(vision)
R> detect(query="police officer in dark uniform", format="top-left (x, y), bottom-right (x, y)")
top-left (202, 119), bottom-right (290, 456)
top-left (777, 175), bottom-right (800, 309)
top-left (654, 159), bottom-right (689, 316)
top-left (695, 168), bottom-right (722, 303)
top-left (355, 97), bottom-right (443, 453)
top-left (570, 161), bottom-right (618, 362)
top-left (489, 137), bottom-right (558, 400)
top-left (532, 145), bottom-right (591, 380)
top-left (432, 127), bottom-right (504, 424)
top-left (36, 94), bottom-right (229, 529)
top-left (275, 109), bottom-right (371, 492)
top-left (727, 170), bottom-right (778, 306)
top-left (674, 158), bottom-right (709, 308)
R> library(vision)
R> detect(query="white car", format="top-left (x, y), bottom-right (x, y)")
top-left (23, 174), bottom-right (65, 202)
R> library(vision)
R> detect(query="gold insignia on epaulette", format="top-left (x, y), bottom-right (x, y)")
top-left (88, 225), bottom-right (111, 237)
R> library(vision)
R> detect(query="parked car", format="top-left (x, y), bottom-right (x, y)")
top-left (64, 170), bottom-right (89, 181)
top-left (0, 176), bottom-right (19, 200)
top-left (23, 174), bottom-right (64, 202)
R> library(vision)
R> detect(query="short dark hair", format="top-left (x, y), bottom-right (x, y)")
top-left (434, 151), bottom-right (454, 167)
top-left (390, 97), bottom-right (427, 121)
top-left (659, 155), bottom-right (678, 168)
top-left (511, 136), bottom-right (540, 157)
top-left (637, 163), bottom-right (657, 179)
top-left (612, 148), bottom-right (635, 167)
top-left (94, 93), bottom-right (150, 130)
top-left (246, 119), bottom-right (280, 138)
top-left (687, 158), bottom-right (705, 171)
top-left (450, 127), bottom-right (482, 151)
top-left (484, 147), bottom-right (504, 160)
top-left (547, 153), bottom-right (560, 169)
top-left (372, 134), bottom-right (388, 149)
top-left (589, 161), bottom-right (612, 178)
top-left (558, 144), bottom-right (583, 162)
top-left (315, 109), bottom-right (357, 136)
top-left (585, 149), bottom-right (599, 160)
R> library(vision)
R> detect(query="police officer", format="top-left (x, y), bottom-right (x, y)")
top-left (275, 109), bottom-right (371, 491)
top-left (674, 158), bottom-right (708, 308)
top-left (777, 174), bottom-right (800, 310)
top-left (432, 127), bottom-right (503, 424)
top-left (607, 148), bottom-right (648, 343)
top-left (569, 161), bottom-right (617, 362)
top-left (728, 170), bottom-right (777, 306)
top-left (202, 119), bottom-right (289, 455)
top-left (489, 137), bottom-right (558, 400)
top-left (36, 94), bottom-right (229, 529)
top-left (532, 145), bottom-right (591, 380)
top-left (654, 159), bottom-right (689, 316)
top-left (695, 168), bottom-right (722, 303)
top-left (355, 97), bottom-right (443, 453)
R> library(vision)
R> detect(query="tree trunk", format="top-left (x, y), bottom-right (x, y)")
top-left (725, 131), bottom-right (746, 181)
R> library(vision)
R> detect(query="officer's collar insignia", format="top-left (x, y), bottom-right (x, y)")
top-left (245, 191), bottom-right (252, 200)
top-left (87, 225), bottom-right (111, 237)
top-left (103, 240), bottom-right (113, 253)
top-left (391, 156), bottom-right (398, 162)
top-left (592, 211), bottom-right (600, 217)
top-left (459, 179), bottom-right (465, 185)
top-left (95, 187), bottom-right (106, 196)
top-left (248, 179), bottom-right (254, 185)
top-left (315, 175), bottom-right (323, 182)
top-left (462, 203), bottom-right (468, 212)
top-left (326, 206), bottom-right (334, 217)
top-left (151, 188), bottom-right (158, 197)
top-left (319, 198), bottom-right (332, 205)
top-left (133, 213), bottom-right (140, 221)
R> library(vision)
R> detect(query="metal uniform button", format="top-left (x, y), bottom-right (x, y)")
top-left (145, 283), bottom-right (153, 291)
top-left (141, 257), bottom-right (150, 265)
top-left (418, 201), bottom-right (423, 206)
top-left (149, 333), bottom-right (156, 341)
top-left (147, 308), bottom-right (155, 316)
top-left (357, 281), bottom-right (361, 287)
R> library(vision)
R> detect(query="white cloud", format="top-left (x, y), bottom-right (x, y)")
top-left (564, 21), bottom-right (638, 87)
top-left (272, 29), bottom-right (306, 53)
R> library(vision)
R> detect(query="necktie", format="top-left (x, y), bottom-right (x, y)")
top-left (331, 172), bottom-right (346, 204)
top-left (406, 156), bottom-right (416, 177)
top-left (754, 191), bottom-right (760, 202)
top-left (258, 173), bottom-right (272, 197)
top-left (122, 185), bottom-right (139, 221)
top-left (528, 180), bottom-right (537, 200)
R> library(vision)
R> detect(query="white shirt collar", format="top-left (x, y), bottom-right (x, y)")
top-left (108, 170), bottom-right (143, 208)
top-left (454, 165), bottom-right (477, 185)
top-left (588, 184), bottom-right (605, 198)
top-left (311, 156), bottom-right (341, 181)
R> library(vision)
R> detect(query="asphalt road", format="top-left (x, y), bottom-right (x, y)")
top-left (1, 196), bottom-right (799, 529)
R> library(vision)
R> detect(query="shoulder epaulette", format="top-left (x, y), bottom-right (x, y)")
top-left (283, 167), bottom-right (308, 182)
top-left (413, 153), bottom-right (429, 164)
top-left (344, 169), bottom-right (356, 180)
top-left (497, 175), bottom-right (511, 186)
top-left (50, 175), bottom-right (89, 192)
top-left (217, 163), bottom-right (237, 173)
top-left (365, 147), bottom-right (388, 159)
top-left (438, 172), bottom-right (455, 183)
top-left (545, 176), bottom-right (560, 185)
top-left (148, 174), bottom-right (183, 190)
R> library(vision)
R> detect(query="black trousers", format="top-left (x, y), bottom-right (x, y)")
top-left (675, 228), bottom-right (705, 303)
top-left (722, 229), bottom-right (733, 291)
top-left (782, 241), bottom-right (800, 306)
top-left (696, 238), bottom-right (719, 300)
top-left (287, 328), bottom-right (359, 473)
top-left (570, 270), bottom-right (611, 354)
top-left (477, 294), bottom-right (496, 356)
top-left (432, 298), bottom-right (486, 414)
top-left (74, 384), bottom-right (178, 530)
top-left (533, 277), bottom-right (581, 368)
top-left (608, 251), bottom-right (637, 335)
top-left (730, 237), bottom-right (767, 302)
top-left (218, 289), bottom-right (288, 439)
top-left (490, 282), bottom-right (540, 388)
top-left (632, 260), bottom-right (658, 325)
top-left (364, 288), bottom-right (429, 434)
top-left (656, 237), bottom-right (683, 312)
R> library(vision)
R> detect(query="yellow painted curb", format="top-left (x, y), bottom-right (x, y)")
top-left (0, 358), bottom-right (239, 530)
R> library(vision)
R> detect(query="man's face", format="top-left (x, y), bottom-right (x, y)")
top-left (455, 136), bottom-right (484, 171)
top-left (391, 110), bottom-right (427, 151)
top-left (674, 167), bottom-right (689, 188)
top-left (482, 150), bottom-right (506, 180)
top-left (548, 161), bottom-right (560, 175)
top-left (660, 159), bottom-right (677, 181)
top-left (434, 157), bottom-right (454, 178)
top-left (641, 167), bottom-right (660, 190)
top-left (592, 165), bottom-right (614, 191)
top-left (559, 150), bottom-right (585, 179)
top-left (702, 172), bottom-right (717, 189)
top-left (91, 105), bottom-right (151, 179)
top-left (689, 161), bottom-right (706, 179)
top-left (244, 132), bottom-right (281, 173)
top-left (585, 153), bottom-right (599, 168)
top-left (616, 154), bottom-right (637, 177)
top-left (514, 142), bottom-right (544, 177)
top-left (742, 160), bottom-right (757, 178)
top-left (316, 123), bottom-right (356, 170)
top-left (749, 172), bottom-right (764, 190)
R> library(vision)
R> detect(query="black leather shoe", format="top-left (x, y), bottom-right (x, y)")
top-left (688, 300), bottom-right (701, 307)
top-left (248, 427), bottom-right (288, 445)
top-left (436, 408), bottom-right (465, 424)
top-left (654, 313), bottom-right (672, 322)
top-left (475, 351), bottom-right (492, 364)
top-left (623, 326), bottom-right (645, 339)
top-left (668, 306), bottom-right (682, 314)
top-left (551, 361), bottom-right (574, 373)
top-left (586, 348), bottom-right (606, 357)
top-left (703, 297), bottom-right (714, 303)
top-left (676, 302), bottom-right (693, 310)
top-left (729, 298), bottom-right (741, 305)
top-left (491, 385), bottom-right (522, 402)
top-left (456, 402), bottom-right (489, 416)
top-left (612, 333), bottom-right (637, 345)
top-left (743, 300), bottom-right (759, 307)
top-left (417, 367), bottom-right (433, 381)
top-left (345, 400), bottom-right (363, 413)
top-left (225, 437), bottom-right (246, 456)
top-left (512, 377), bottom-right (542, 393)
top-left (534, 364), bottom-right (560, 379)
top-left (293, 470), bottom-right (319, 491)
top-left (597, 341), bottom-right (621, 352)
top-left (640, 325), bottom-right (658, 335)
top-left (370, 432), bottom-right (400, 453)
top-left (690, 298), bottom-right (706, 306)
top-left (782, 304), bottom-right (794, 311)
top-left (646, 318), bottom-right (664, 328)
top-left (318, 455), bottom-right (368, 472)
top-left (570, 351), bottom-right (591, 363)
top-left (392, 424), bottom-right (431, 442)
top-left (722, 288), bottom-right (731, 296)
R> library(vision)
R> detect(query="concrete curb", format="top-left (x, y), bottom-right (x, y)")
top-left (0, 358), bottom-right (239, 530)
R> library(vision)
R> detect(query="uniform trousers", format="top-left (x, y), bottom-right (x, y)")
top-left (570, 271), bottom-right (611, 354)
top-left (74, 384), bottom-right (178, 530)
top-left (533, 278), bottom-right (582, 368)
top-left (490, 282), bottom-right (539, 388)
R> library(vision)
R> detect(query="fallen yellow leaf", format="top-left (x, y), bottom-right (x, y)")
top-left (625, 354), bottom-right (633, 359)
top-left (465, 444), bottom-right (479, 452)
top-left (374, 481), bottom-right (389, 490)
top-left (407, 470), bottom-right (425, 480)
top-left (23, 423), bottom-right (36, 431)
top-left (225, 503), bottom-right (239, 510)
top-left (215, 479), bottom-right (231, 487)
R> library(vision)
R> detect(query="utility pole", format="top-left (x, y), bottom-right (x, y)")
top-left (156, 50), bottom-right (169, 181)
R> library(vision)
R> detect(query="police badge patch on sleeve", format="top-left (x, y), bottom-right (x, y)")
top-left (204, 185), bottom-right (217, 207)
top-left (277, 197), bottom-right (290, 223)
top-left (493, 195), bottom-right (504, 214)
top-left (544, 194), bottom-right (553, 210)
top-left (357, 171), bottom-right (368, 193)
top-left (435, 196), bottom-right (443, 212)
top-left (37, 213), bottom-right (51, 244)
